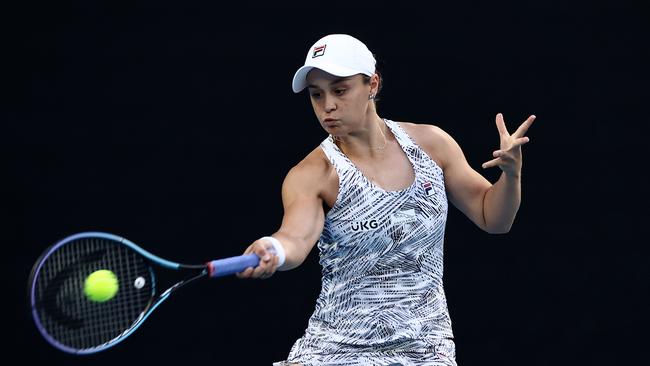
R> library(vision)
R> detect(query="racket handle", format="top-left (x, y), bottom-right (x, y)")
top-left (207, 238), bottom-right (286, 278)
top-left (207, 254), bottom-right (260, 278)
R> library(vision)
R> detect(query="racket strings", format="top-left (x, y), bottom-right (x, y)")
top-left (33, 237), bottom-right (155, 351)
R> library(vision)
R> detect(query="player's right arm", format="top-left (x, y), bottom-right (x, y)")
top-left (236, 151), bottom-right (328, 278)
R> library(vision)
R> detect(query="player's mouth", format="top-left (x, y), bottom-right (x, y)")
top-left (323, 118), bottom-right (339, 127)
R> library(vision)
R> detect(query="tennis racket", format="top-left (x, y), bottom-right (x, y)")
top-left (28, 231), bottom-right (285, 355)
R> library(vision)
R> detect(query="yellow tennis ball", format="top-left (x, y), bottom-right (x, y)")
top-left (84, 269), bottom-right (119, 302)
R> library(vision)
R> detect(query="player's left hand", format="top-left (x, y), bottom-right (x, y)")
top-left (482, 113), bottom-right (536, 177)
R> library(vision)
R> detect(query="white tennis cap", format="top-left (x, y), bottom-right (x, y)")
top-left (291, 34), bottom-right (376, 93)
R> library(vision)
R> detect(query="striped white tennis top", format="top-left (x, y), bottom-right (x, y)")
top-left (285, 119), bottom-right (456, 366)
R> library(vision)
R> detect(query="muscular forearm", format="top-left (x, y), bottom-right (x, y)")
top-left (483, 172), bottom-right (521, 234)
top-left (271, 231), bottom-right (314, 271)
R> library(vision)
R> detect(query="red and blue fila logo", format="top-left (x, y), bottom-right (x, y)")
top-left (312, 44), bottom-right (326, 58)
top-left (423, 181), bottom-right (434, 196)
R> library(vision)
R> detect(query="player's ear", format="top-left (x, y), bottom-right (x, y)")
top-left (369, 73), bottom-right (381, 96)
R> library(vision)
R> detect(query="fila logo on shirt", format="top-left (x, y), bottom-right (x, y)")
top-left (422, 181), bottom-right (434, 196)
top-left (312, 44), bottom-right (326, 58)
top-left (350, 219), bottom-right (379, 232)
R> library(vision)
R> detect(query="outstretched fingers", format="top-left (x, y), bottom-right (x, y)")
top-left (496, 113), bottom-right (510, 136)
top-left (485, 113), bottom-right (535, 172)
top-left (512, 115), bottom-right (536, 139)
top-left (510, 136), bottom-right (530, 149)
top-left (482, 157), bottom-right (501, 169)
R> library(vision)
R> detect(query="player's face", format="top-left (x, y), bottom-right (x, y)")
top-left (306, 69), bottom-right (373, 134)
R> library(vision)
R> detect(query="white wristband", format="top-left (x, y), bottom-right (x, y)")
top-left (260, 236), bottom-right (286, 269)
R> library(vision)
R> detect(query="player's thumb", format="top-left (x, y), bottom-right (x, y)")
top-left (254, 242), bottom-right (272, 262)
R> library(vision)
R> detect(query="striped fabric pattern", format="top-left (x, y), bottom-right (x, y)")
top-left (284, 119), bottom-right (456, 366)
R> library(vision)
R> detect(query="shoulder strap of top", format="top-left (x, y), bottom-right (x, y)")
top-left (320, 136), bottom-right (354, 174)
top-left (384, 119), bottom-right (442, 175)
top-left (383, 119), bottom-right (418, 150)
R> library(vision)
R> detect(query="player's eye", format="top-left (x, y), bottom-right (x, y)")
top-left (310, 91), bottom-right (321, 99)
top-left (334, 88), bottom-right (346, 96)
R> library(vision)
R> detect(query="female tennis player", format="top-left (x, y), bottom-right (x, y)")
top-left (237, 34), bottom-right (535, 366)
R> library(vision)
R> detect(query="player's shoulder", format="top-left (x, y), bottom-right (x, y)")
top-left (283, 145), bottom-right (332, 188)
top-left (396, 121), bottom-right (456, 167)
top-left (397, 121), bottom-right (453, 144)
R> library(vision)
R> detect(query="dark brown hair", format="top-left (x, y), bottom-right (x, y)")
top-left (361, 59), bottom-right (383, 103)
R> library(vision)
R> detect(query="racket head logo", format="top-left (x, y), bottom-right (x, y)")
top-left (134, 276), bottom-right (146, 289)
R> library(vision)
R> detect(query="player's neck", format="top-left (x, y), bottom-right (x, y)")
top-left (333, 113), bottom-right (390, 159)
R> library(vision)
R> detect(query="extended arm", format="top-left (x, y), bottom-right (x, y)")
top-left (413, 113), bottom-right (535, 234)
top-left (272, 166), bottom-right (326, 270)
top-left (237, 156), bottom-right (327, 278)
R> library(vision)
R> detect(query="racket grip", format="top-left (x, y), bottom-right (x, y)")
top-left (207, 253), bottom-right (261, 278)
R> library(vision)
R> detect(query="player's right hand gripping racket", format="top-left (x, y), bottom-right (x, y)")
top-left (28, 232), bottom-right (284, 355)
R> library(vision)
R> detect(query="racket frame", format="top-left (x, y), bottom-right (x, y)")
top-left (29, 232), bottom-right (207, 355)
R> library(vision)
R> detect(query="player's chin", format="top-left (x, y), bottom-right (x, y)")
top-left (321, 125), bottom-right (340, 134)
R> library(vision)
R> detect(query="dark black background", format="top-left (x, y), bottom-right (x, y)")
top-left (7, 1), bottom-right (648, 365)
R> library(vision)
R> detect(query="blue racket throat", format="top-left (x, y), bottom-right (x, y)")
top-left (29, 232), bottom-right (267, 355)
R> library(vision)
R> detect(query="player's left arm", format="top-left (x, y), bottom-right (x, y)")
top-left (476, 113), bottom-right (535, 233)
top-left (410, 113), bottom-right (535, 234)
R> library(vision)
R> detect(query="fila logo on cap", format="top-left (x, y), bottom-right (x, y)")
top-left (292, 34), bottom-right (376, 93)
top-left (423, 181), bottom-right (434, 196)
top-left (312, 44), bottom-right (326, 58)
